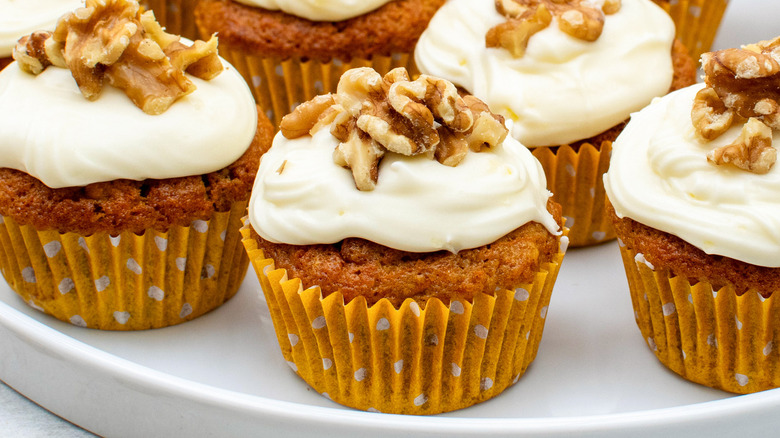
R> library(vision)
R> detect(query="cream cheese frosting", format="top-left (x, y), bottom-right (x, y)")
top-left (604, 83), bottom-right (780, 267)
top-left (249, 121), bottom-right (560, 253)
top-left (0, 0), bottom-right (84, 58)
top-left (414, 0), bottom-right (675, 147)
top-left (0, 59), bottom-right (257, 188)
top-left (231, 0), bottom-right (392, 22)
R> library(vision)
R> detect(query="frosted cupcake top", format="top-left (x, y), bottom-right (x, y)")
top-left (231, 0), bottom-right (393, 21)
top-left (604, 38), bottom-right (780, 267)
top-left (414, 0), bottom-right (675, 147)
top-left (0, 0), bottom-right (84, 57)
top-left (0, 0), bottom-right (257, 189)
top-left (249, 67), bottom-right (560, 253)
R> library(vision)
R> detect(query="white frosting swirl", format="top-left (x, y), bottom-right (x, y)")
top-left (249, 122), bottom-right (560, 253)
top-left (0, 0), bottom-right (84, 58)
top-left (414, 0), bottom-right (675, 147)
top-left (0, 60), bottom-right (257, 188)
top-left (231, 0), bottom-right (392, 22)
top-left (604, 84), bottom-right (780, 267)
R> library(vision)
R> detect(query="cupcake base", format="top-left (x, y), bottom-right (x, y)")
top-left (217, 46), bottom-right (418, 129)
top-left (241, 225), bottom-right (566, 414)
top-left (533, 142), bottom-right (614, 248)
top-left (618, 241), bottom-right (780, 394)
top-left (0, 201), bottom-right (249, 330)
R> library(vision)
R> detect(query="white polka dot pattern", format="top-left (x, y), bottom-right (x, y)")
top-left (21, 267), bottom-right (35, 283)
top-left (95, 276), bottom-right (110, 292)
top-left (43, 241), bottom-right (61, 258)
top-left (147, 286), bottom-right (165, 301)
top-left (70, 315), bottom-right (87, 327)
top-left (126, 258), bottom-right (142, 275)
top-left (58, 278), bottom-right (74, 294)
top-left (354, 368), bottom-right (367, 382)
top-left (180, 303), bottom-right (193, 318)
top-left (154, 236), bottom-right (168, 251)
top-left (376, 318), bottom-right (390, 331)
top-left (113, 311), bottom-right (131, 324)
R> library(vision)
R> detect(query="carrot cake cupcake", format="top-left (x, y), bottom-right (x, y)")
top-left (604, 37), bottom-right (780, 393)
top-left (414, 0), bottom-right (697, 247)
top-left (242, 66), bottom-right (567, 414)
top-left (0, 0), bottom-right (84, 70)
top-left (194, 0), bottom-right (445, 128)
top-left (0, 0), bottom-right (272, 330)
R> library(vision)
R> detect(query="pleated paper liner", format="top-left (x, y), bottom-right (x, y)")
top-left (533, 141), bottom-right (614, 248)
top-left (617, 241), bottom-right (780, 394)
top-left (241, 225), bottom-right (567, 415)
top-left (0, 201), bottom-right (249, 330)
top-left (140, 0), bottom-right (201, 40)
top-left (216, 45), bottom-right (418, 129)
top-left (652, 0), bottom-right (729, 61)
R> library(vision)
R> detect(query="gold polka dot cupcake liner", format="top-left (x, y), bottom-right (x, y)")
top-left (214, 46), bottom-right (417, 129)
top-left (241, 225), bottom-right (566, 414)
top-left (0, 201), bottom-right (249, 330)
top-left (533, 141), bottom-right (614, 248)
top-left (139, 0), bottom-right (201, 40)
top-left (618, 241), bottom-right (780, 394)
top-left (652, 0), bottom-right (729, 61)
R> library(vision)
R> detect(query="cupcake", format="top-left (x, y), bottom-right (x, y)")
top-left (0, 0), bottom-right (273, 330)
top-left (414, 0), bottom-right (697, 247)
top-left (138, 0), bottom-right (200, 39)
top-left (241, 67), bottom-right (567, 414)
top-left (651, 0), bottom-right (729, 61)
top-left (0, 0), bottom-right (84, 70)
top-left (193, 0), bottom-right (445, 128)
top-left (604, 37), bottom-right (780, 393)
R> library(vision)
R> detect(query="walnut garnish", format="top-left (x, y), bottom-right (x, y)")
top-left (12, 0), bottom-right (223, 115)
top-left (707, 118), bottom-right (776, 174)
top-left (695, 37), bottom-right (780, 173)
top-left (280, 67), bottom-right (509, 191)
top-left (486, 0), bottom-right (621, 58)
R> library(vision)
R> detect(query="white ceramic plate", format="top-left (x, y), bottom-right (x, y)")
top-left (3, 242), bottom-right (780, 437)
top-left (4, 0), bottom-right (780, 435)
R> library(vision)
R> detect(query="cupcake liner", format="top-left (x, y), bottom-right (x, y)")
top-left (652, 0), bottom-right (729, 61)
top-left (0, 201), bottom-right (249, 330)
top-left (533, 141), bottom-right (614, 248)
top-left (216, 45), bottom-right (418, 129)
top-left (617, 241), bottom-right (780, 394)
top-left (241, 224), bottom-right (566, 414)
top-left (140, 0), bottom-right (200, 40)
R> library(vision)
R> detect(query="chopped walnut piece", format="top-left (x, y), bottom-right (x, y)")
top-left (332, 119), bottom-right (385, 191)
top-left (280, 94), bottom-right (337, 139)
top-left (14, 32), bottom-right (54, 75)
top-left (707, 118), bottom-right (776, 174)
top-left (278, 67), bottom-right (510, 190)
top-left (486, 4), bottom-right (552, 58)
top-left (692, 87), bottom-right (738, 141)
top-left (486, 0), bottom-right (621, 57)
top-left (12, 0), bottom-right (223, 115)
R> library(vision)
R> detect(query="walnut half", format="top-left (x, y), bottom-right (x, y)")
top-left (12, 0), bottom-right (223, 115)
top-left (279, 67), bottom-right (510, 191)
